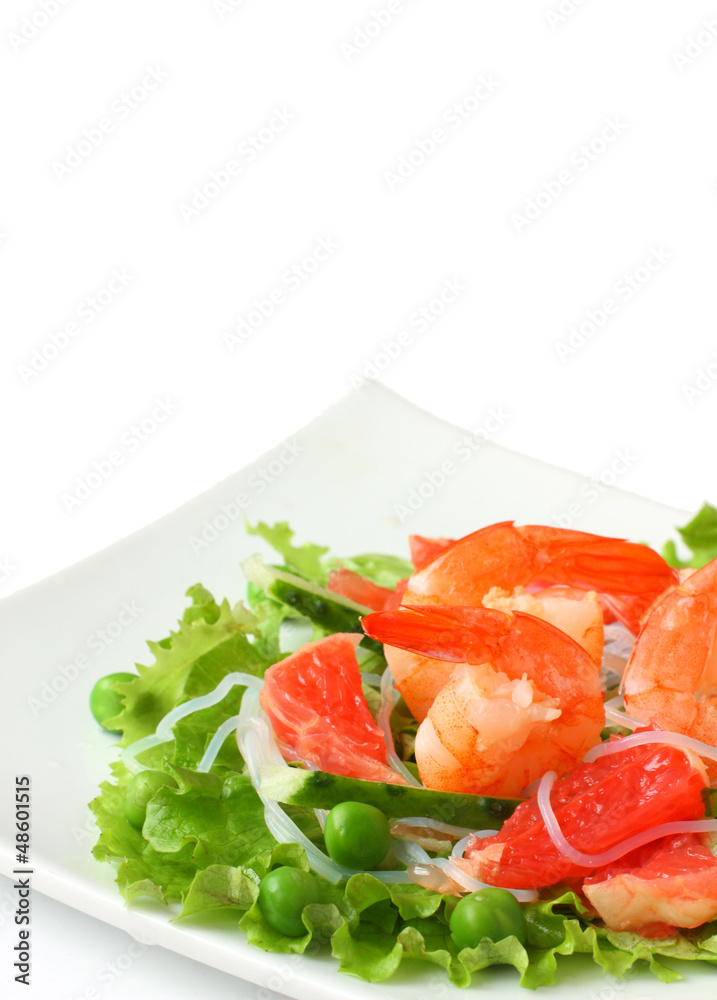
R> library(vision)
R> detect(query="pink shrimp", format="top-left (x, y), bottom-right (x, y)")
top-left (385, 522), bottom-right (675, 721)
top-left (361, 605), bottom-right (604, 797)
top-left (622, 555), bottom-right (717, 766)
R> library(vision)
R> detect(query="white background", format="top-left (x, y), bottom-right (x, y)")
top-left (2, 0), bottom-right (717, 996)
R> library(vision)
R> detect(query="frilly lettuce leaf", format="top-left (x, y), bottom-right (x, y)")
top-left (178, 843), bottom-right (306, 917)
top-left (142, 765), bottom-right (277, 868)
top-left (325, 552), bottom-right (413, 589)
top-left (104, 594), bottom-right (264, 746)
top-left (331, 884), bottom-right (717, 988)
top-left (246, 520), bottom-right (329, 584)
top-left (239, 845), bottom-right (346, 953)
top-left (90, 759), bottom-right (199, 904)
top-left (663, 502), bottom-right (717, 568)
top-left (245, 520), bottom-right (412, 591)
top-left (170, 686), bottom-right (245, 771)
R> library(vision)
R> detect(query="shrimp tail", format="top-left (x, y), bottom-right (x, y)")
top-left (362, 605), bottom-right (564, 665)
top-left (518, 525), bottom-right (677, 598)
top-left (408, 534), bottom-right (455, 570)
top-left (599, 592), bottom-right (662, 635)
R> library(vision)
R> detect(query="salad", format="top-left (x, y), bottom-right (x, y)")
top-left (89, 508), bottom-right (717, 989)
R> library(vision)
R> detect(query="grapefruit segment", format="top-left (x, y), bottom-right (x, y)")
top-left (259, 633), bottom-right (403, 784)
top-left (459, 737), bottom-right (708, 889)
top-left (583, 832), bottom-right (717, 937)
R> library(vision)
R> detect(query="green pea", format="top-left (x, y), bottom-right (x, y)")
top-left (258, 866), bottom-right (320, 937)
top-left (449, 888), bottom-right (527, 950)
top-left (89, 673), bottom-right (136, 731)
top-left (124, 770), bottom-right (178, 829)
top-left (323, 801), bottom-right (390, 870)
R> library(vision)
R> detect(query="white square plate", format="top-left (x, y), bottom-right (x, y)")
top-left (1, 384), bottom-right (711, 998)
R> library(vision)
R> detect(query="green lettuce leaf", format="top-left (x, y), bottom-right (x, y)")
top-left (246, 520), bottom-right (329, 584)
top-left (143, 766), bottom-right (277, 868)
top-left (91, 759), bottom-right (322, 908)
top-left (105, 596), bottom-right (265, 746)
top-left (238, 845), bottom-right (346, 952)
top-left (90, 760), bottom-right (198, 903)
top-left (178, 863), bottom-right (258, 916)
top-left (170, 686), bottom-right (245, 772)
top-left (180, 584), bottom-right (222, 626)
top-left (330, 881), bottom-right (717, 988)
top-left (245, 519), bottom-right (411, 593)
top-left (330, 876), bottom-right (404, 980)
top-left (245, 585), bottom-right (295, 664)
top-left (325, 553), bottom-right (413, 589)
top-left (178, 843), bottom-right (317, 919)
top-left (663, 503), bottom-right (717, 568)
top-left (518, 891), bottom-right (717, 988)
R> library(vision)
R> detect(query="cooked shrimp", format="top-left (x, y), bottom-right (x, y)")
top-left (403, 522), bottom-right (674, 628)
top-left (362, 605), bottom-right (604, 797)
top-left (384, 586), bottom-right (603, 722)
top-left (482, 585), bottom-right (604, 664)
top-left (385, 522), bottom-right (675, 722)
top-left (622, 556), bottom-right (717, 763)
